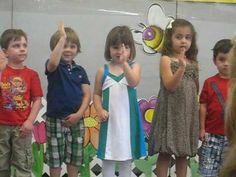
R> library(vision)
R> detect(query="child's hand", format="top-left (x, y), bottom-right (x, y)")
top-left (178, 48), bottom-right (187, 67)
top-left (120, 44), bottom-right (130, 63)
top-left (98, 109), bottom-right (109, 122)
top-left (58, 21), bottom-right (66, 39)
top-left (20, 120), bottom-right (33, 137)
top-left (199, 129), bottom-right (205, 141)
top-left (62, 113), bottom-right (81, 127)
top-left (0, 50), bottom-right (7, 66)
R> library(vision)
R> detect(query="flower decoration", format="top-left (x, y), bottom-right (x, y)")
top-left (33, 121), bottom-right (46, 144)
top-left (83, 102), bottom-right (100, 149)
top-left (138, 96), bottom-right (158, 138)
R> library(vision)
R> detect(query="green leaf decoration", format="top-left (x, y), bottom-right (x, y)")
top-left (80, 143), bottom-right (97, 177)
top-left (32, 142), bottom-right (44, 177)
top-left (134, 155), bottom-right (158, 177)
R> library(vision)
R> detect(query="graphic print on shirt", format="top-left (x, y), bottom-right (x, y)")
top-left (1, 76), bottom-right (28, 110)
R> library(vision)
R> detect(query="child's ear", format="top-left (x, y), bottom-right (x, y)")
top-left (213, 58), bottom-right (217, 65)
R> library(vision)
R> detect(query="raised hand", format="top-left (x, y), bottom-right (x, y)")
top-left (58, 21), bottom-right (66, 38)
top-left (120, 44), bottom-right (130, 63)
top-left (178, 48), bottom-right (187, 67)
top-left (0, 50), bottom-right (7, 71)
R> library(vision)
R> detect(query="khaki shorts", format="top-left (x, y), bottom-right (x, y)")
top-left (0, 125), bottom-right (32, 177)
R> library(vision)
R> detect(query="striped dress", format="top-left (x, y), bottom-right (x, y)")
top-left (97, 64), bottom-right (146, 160)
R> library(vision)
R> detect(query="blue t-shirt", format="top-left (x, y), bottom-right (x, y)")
top-left (45, 60), bottom-right (90, 118)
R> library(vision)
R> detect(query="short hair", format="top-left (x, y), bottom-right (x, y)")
top-left (104, 26), bottom-right (136, 61)
top-left (212, 39), bottom-right (232, 60)
top-left (0, 29), bottom-right (27, 49)
top-left (50, 27), bottom-right (81, 53)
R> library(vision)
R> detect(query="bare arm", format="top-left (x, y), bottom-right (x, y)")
top-left (93, 67), bottom-right (109, 121)
top-left (46, 22), bottom-right (66, 72)
top-left (120, 44), bottom-right (141, 87)
top-left (199, 103), bottom-right (207, 141)
top-left (75, 84), bottom-right (91, 118)
top-left (123, 62), bottom-right (141, 87)
top-left (160, 55), bottom-right (186, 92)
top-left (0, 50), bottom-right (7, 71)
top-left (20, 97), bottom-right (42, 136)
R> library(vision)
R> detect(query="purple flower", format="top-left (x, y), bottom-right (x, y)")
top-left (139, 96), bottom-right (158, 138)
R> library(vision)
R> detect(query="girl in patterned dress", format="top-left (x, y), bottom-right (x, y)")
top-left (93, 26), bottom-right (146, 177)
top-left (148, 19), bottom-right (199, 177)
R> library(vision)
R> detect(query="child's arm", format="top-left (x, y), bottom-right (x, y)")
top-left (93, 67), bottom-right (109, 121)
top-left (46, 22), bottom-right (66, 73)
top-left (160, 49), bottom-right (186, 92)
top-left (20, 96), bottom-right (42, 136)
top-left (63, 84), bottom-right (91, 127)
top-left (123, 62), bottom-right (141, 87)
top-left (199, 103), bottom-right (207, 141)
top-left (121, 44), bottom-right (141, 87)
top-left (0, 50), bottom-right (7, 71)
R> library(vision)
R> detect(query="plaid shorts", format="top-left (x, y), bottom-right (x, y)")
top-left (198, 133), bottom-right (228, 177)
top-left (45, 117), bottom-right (84, 168)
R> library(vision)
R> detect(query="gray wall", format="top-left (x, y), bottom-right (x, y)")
top-left (0, 0), bottom-right (236, 98)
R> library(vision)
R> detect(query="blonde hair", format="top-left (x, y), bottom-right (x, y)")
top-left (219, 36), bottom-right (236, 177)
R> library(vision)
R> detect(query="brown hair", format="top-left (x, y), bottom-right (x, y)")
top-left (219, 36), bottom-right (236, 177)
top-left (104, 26), bottom-right (136, 61)
top-left (161, 18), bottom-right (198, 62)
top-left (212, 39), bottom-right (232, 60)
top-left (0, 29), bottom-right (27, 49)
top-left (50, 27), bottom-right (81, 53)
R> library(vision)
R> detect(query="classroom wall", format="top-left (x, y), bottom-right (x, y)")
top-left (0, 0), bottom-right (236, 99)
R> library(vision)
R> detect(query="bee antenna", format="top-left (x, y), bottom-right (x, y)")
top-left (139, 23), bottom-right (146, 28)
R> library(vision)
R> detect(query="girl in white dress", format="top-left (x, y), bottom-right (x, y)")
top-left (93, 26), bottom-right (146, 177)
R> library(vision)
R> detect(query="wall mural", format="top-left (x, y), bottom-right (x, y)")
top-left (24, 97), bottom-right (201, 177)
top-left (132, 4), bottom-right (174, 54)
top-left (10, 3), bottom-right (201, 177)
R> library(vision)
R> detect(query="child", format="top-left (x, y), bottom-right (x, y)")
top-left (219, 36), bottom-right (236, 177)
top-left (45, 23), bottom-right (90, 177)
top-left (93, 26), bottom-right (146, 177)
top-left (198, 39), bottom-right (232, 177)
top-left (148, 19), bottom-right (199, 177)
top-left (0, 29), bottom-right (43, 176)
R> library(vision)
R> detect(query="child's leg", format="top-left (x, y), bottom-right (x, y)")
top-left (50, 167), bottom-right (62, 177)
top-left (0, 125), bottom-right (11, 176)
top-left (67, 164), bottom-right (79, 177)
top-left (102, 160), bottom-right (116, 177)
top-left (11, 126), bottom-right (32, 177)
top-left (156, 153), bottom-right (171, 177)
top-left (199, 133), bottom-right (223, 177)
top-left (175, 156), bottom-right (187, 177)
top-left (64, 121), bottom-right (84, 177)
top-left (46, 118), bottom-right (65, 177)
top-left (118, 160), bottom-right (132, 177)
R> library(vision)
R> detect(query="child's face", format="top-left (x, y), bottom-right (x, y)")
top-left (214, 52), bottom-right (229, 78)
top-left (62, 41), bottom-right (78, 64)
top-left (3, 36), bottom-right (28, 64)
top-left (109, 44), bottom-right (131, 63)
top-left (171, 26), bottom-right (192, 55)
